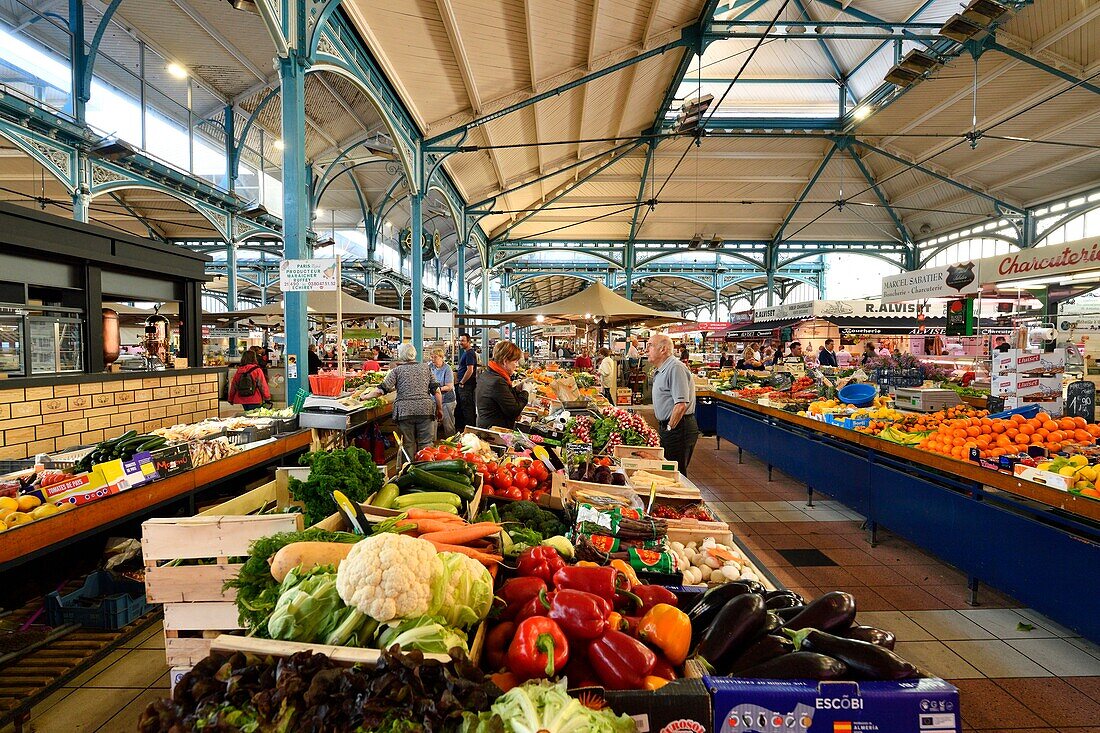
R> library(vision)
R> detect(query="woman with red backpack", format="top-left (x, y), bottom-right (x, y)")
top-left (228, 349), bottom-right (272, 408)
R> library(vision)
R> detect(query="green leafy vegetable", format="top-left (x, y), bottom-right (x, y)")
top-left (495, 500), bottom-right (566, 539)
top-left (378, 615), bottom-right (468, 655)
top-left (267, 564), bottom-right (345, 642)
top-left (289, 446), bottom-right (385, 526)
top-left (430, 552), bottom-right (494, 629)
top-left (223, 528), bottom-right (360, 634)
top-left (463, 679), bottom-right (636, 733)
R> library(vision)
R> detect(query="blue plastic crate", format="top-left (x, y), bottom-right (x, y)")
top-left (46, 571), bottom-right (150, 630)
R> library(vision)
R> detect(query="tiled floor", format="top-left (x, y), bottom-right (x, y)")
top-left (690, 437), bottom-right (1100, 732)
top-left (6, 437), bottom-right (1100, 732)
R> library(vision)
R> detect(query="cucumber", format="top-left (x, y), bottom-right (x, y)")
top-left (372, 483), bottom-right (401, 509)
top-left (393, 492), bottom-right (463, 509)
top-left (393, 472), bottom-right (420, 490)
top-left (407, 468), bottom-right (477, 501)
top-left (418, 469), bottom-right (472, 485)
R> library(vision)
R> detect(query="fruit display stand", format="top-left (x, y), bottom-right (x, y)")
top-left (0, 430), bottom-right (311, 573)
top-left (699, 389), bottom-right (1100, 642)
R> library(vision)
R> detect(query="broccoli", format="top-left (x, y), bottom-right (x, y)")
top-left (496, 501), bottom-right (566, 539)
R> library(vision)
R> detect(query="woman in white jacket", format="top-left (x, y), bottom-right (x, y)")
top-left (597, 347), bottom-right (617, 404)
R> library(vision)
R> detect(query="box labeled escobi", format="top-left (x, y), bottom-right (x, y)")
top-left (707, 677), bottom-right (960, 733)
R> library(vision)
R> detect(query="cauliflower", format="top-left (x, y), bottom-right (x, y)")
top-left (335, 534), bottom-right (443, 622)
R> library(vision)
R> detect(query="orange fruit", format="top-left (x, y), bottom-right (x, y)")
top-left (1031, 434), bottom-right (1044, 444)
top-left (1060, 417), bottom-right (1076, 431)
top-left (1035, 411), bottom-right (1051, 423)
top-left (1074, 416), bottom-right (1088, 429)
top-left (1075, 429), bottom-right (1092, 443)
top-left (1012, 414), bottom-right (1027, 424)
top-left (1007, 428), bottom-right (1019, 439)
top-left (1015, 434), bottom-right (1031, 444)
top-left (992, 422), bottom-right (1006, 434)
top-left (966, 426), bottom-right (981, 437)
top-left (1048, 441), bottom-right (1062, 452)
top-left (1042, 420), bottom-right (1059, 432)
top-left (1019, 424), bottom-right (1035, 436)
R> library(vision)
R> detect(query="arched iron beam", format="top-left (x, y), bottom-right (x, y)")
top-left (494, 247), bottom-right (622, 269)
top-left (227, 87), bottom-right (280, 184)
top-left (313, 157), bottom-right (393, 207)
top-left (918, 234), bottom-right (1022, 267)
top-left (777, 249), bottom-right (904, 271)
top-left (636, 249), bottom-right (765, 270)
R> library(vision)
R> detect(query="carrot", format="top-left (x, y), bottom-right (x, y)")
top-left (419, 523), bottom-right (503, 545)
top-left (405, 508), bottom-right (467, 522)
top-left (411, 518), bottom-right (469, 535)
top-left (425, 539), bottom-right (503, 565)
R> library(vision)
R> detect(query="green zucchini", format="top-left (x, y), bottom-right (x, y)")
top-left (372, 483), bottom-right (401, 509)
top-left (393, 492), bottom-right (463, 509)
top-left (407, 502), bottom-right (460, 514)
top-left (392, 472), bottom-right (420, 489)
top-left (418, 469), bottom-right (472, 485)
top-left (407, 467), bottom-right (476, 501)
top-left (413, 459), bottom-right (475, 476)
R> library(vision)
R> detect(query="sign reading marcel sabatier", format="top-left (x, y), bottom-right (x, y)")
top-left (882, 236), bottom-right (1100, 304)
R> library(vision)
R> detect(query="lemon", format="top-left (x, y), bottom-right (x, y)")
top-left (0, 496), bottom-right (17, 512)
top-left (1058, 466), bottom-right (1079, 477)
top-left (4, 512), bottom-right (32, 527)
top-left (1069, 455), bottom-right (1088, 468)
top-left (1079, 466), bottom-right (1098, 482)
top-left (31, 504), bottom-right (60, 520)
top-left (16, 495), bottom-right (41, 512)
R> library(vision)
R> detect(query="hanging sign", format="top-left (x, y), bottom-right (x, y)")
top-left (344, 328), bottom-right (382, 339)
top-left (882, 262), bottom-right (979, 303)
top-left (207, 328), bottom-right (250, 338)
top-left (279, 259), bottom-right (338, 292)
top-left (425, 312), bottom-right (455, 329)
top-left (540, 325), bottom-right (577, 336)
top-left (945, 298), bottom-right (975, 336)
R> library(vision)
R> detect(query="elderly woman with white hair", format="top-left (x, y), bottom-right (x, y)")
top-left (647, 333), bottom-right (700, 477)
top-left (367, 343), bottom-right (443, 455)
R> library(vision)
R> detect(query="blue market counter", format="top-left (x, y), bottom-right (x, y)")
top-left (700, 391), bottom-right (1100, 643)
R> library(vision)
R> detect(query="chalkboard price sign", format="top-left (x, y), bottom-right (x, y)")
top-left (1065, 380), bottom-right (1096, 422)
top-left (986, 395), bottom-right (1006, 415)
top-left (872, 367), bottom-right (924, 388)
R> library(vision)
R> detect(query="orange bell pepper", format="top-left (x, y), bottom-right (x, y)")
top-left (643, 675), bottom-right (670, 690)
top-left (610, 559), bottom-right (640, 588)
top-left (607, 611), bottom-right (626, 632)
top-left (575, 561), bottom-right (601, 568)
top-left (637, 603), bottom-right (691, 666)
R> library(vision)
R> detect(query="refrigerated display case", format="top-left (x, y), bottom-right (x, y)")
top-left (0, 313), bottom-right (22, 375)
top-left (28, 315), bottom-right (83, 375)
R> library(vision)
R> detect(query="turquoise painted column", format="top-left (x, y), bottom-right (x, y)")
top-left (227, 234), bottom-right (239, 357)
top-left (456, 239), bottom-right (467, 317)
top-left (410, 192), bottom-right (424, 349)
top-left (481, 277), bottom-right (490, 355)
top-left (280, 53), bottom-right (310, 397)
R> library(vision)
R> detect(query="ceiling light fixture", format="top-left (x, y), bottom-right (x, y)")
top-left (899, 50), bottom-right (939, 73)
top-left (707, 235), bottom-right (723, 249)
top-left (961, 0), bottom-right (1009, 24)
top-left (939, 14), bottom-right (986, 42)
top-left (675, 95), bottom-right (714, 134)
top-left (688, 234), bottom-right (704, 250)
top-left (167, 62), bottom-right (189, 79)
top-left (272, 139), bottom-right (285, 151)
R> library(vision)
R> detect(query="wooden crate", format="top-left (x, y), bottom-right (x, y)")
top-left (142, 508), bottom-right (303, 667)
top-left (624, 468), bottom-right (703, 500)
top-left (618, 456), bottom-right (679, 472)
top-left (611, 445), bottom-right (665, 461)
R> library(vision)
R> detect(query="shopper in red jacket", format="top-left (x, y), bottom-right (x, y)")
top-left (228, 349), bottom-right (272, 407)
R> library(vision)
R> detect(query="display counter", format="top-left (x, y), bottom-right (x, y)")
top-left (700, 390), bottom-right (1100, 642)
top-left (0, 367), bottom-right (226, 462)
top-left (0, 430), bottom-right (310, 573)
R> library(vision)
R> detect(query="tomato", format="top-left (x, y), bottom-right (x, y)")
top-left (527, 476), bottom-right (539, 490)
top-left (518, 487), bottom-right (531, 501)
top-left (486, 461), bottom-right (499, 473)
top-left (529, 462), bottom-right (548, 481)
top-left (482, 486), bottom-right (495, 496)
top-left (514, 470), bottom-right (529, 488)
top-left (504, 486), bottom-right (522, 500)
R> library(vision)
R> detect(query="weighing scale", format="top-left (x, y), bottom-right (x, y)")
top-left (299, 394), bottom-right (375, 430)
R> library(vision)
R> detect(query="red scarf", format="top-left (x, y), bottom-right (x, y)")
top-left (488, 360), bottom-right (512, 384)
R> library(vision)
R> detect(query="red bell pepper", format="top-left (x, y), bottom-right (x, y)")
top-left (497, 577), bottom-right (547, 619)
top-left (517, 546), bottom-right (566, 585)
top-left (514, 592), bottom-right (551, 622)
top-left (507, 616), bottom-right (569, 680)
top-left (633, 584), bottom-right (679, 614)
top-left (563, 654), bottom-right (601, 688)
top-left (552, 565), bottom-right (631, 601)
top-left (547, 589), bottom-right (612, 641)
top-left (587, 629), bottom-right (656, 690)
top-left (650, 654), bottom-right (678, 681)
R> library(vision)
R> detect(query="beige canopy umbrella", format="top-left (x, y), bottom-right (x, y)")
top-left (222, 290), bottom-right (409, 320)
top-left (461, 281), bottom-right (685, 328)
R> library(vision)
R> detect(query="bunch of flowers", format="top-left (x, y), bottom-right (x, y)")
top-left (865, 352), bottom-right (951, 383)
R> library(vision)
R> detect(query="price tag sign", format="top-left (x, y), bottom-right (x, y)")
top-left (1065, 380), bottom-right (1096, 421)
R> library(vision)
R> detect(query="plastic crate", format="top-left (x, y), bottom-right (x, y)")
top-left (224, 425), bottom-right (275, 445)
top-left (272, 415), bottom-right (300, 434)
top-left (46, 571), bottom-right (150, 630)
top-left (309, 374), bottom-right (345, 396)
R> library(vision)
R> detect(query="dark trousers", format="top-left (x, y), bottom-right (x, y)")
top-left (658, 414), bottom-right (700, 478)
top-left (456, 384), bottom-right (477, 431)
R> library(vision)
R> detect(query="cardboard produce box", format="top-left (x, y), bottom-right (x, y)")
top-left (596, 677), bottom-right (715, 733)
top-left (990, 374), bottom-right (1063, 401)
top-left (706, 677), bottom-right (960, 733)
top-left (992, 349), bottom-right (1066, 376)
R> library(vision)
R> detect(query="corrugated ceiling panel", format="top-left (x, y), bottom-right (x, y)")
top-left (452, 0), bottom-right (530, 101)
top-left (527, 0), bottom-right (589, 80)
top-left (594, 0), bottom-right (649, 58)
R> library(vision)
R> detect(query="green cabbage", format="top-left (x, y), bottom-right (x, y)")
top-left (462, 679), bottom-right (636, 733)
top-left (267, 565), bottom-right (345, 642)
top-left (377, 615), bottom-right (468, 655)
top-left (430, 552), bottom-right (494, 629)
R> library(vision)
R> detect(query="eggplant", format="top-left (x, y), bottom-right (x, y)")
top-left (765, 589), bottom-right (804, 605)
top-left (841, 625), bottom-right (896, 650)
top-left (791, 628), bottom-right (917, 680)
top-left (695, 593), bottom-right (767, 671)
top-left (726, 634), bottom-right (795, 675)
top-left (687, 582), bottom-right (757, 638)
top-left (783, 591), bottom-right (856, 632)
top-left (737, 651), bottom-right (848, 680)
top-left (765, 593), bottom-right (804, 611)
top-left (759, 611), bottom-right (783, 636)
top-left (774, 605), bottom-right (806, 622)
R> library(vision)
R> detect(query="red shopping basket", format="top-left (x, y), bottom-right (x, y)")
top-left (309, 373), bottom-right (346, 396)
